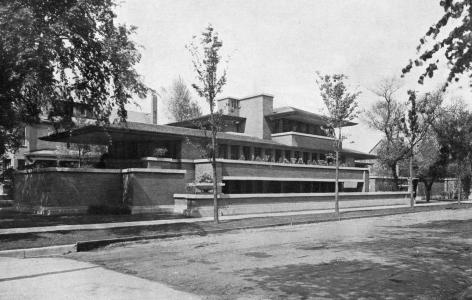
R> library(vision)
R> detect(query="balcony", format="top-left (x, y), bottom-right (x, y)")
top-left (271, 132), bottom-right (336, 151)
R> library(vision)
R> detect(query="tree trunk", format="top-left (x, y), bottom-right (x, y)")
top-left (334, 127), bottom-right (341, 216)
top-left (425, 181), bottom-right (433, 202)
top-left (390, 164), bottom-right (399, 191)
top-left (335, 149), bottom-right (339, 215)
top-left (457, 176), bottom-right (462, 205)
top-left (211, 135), bottom-right (219, 223)
top-left (209, 102), bottom-right (219, 224)
top-left (409, 155), bottom-right (415, 207)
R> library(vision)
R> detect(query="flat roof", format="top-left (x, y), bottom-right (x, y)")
top-left (268, 106), bottom-right (357, 127)
top-left (166, 114), bottom-right (246, 128)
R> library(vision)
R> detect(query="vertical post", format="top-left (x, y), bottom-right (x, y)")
top-left (290, 150), bottom-right (295, 162)
top-left (238, 145), bottom-right (244, 160)
top-left (226, 144), bottom-right (231, 159)
top-left (249, 146), bottom-right (255, 161)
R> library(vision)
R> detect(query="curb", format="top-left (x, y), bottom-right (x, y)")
top-left (1, 202), bottom-right (470, 255)
top-left (76, 203), bottom-right (468, 251)
top-left (0, 244), bottom-right (76, 258)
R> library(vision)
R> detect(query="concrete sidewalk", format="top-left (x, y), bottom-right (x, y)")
top-left (0, 256), bottom-right (200, 299)
top-left (1, 200), bottom-right (470, 235)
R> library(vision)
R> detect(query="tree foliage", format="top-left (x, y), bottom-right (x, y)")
top-left (316, 73), bottom-right (360, 128)
top-left (0, 0), bottom-right (149, 157)
top-left (166, 77), bottom-right (202, 122)
top-left (433, 99), bottom-right (472, 199)
top-left (402, 0), bottom-right (472, 88)
top-left (415, 131), bottom-right (448, 201)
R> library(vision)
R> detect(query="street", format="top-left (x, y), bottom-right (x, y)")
top-left (1, 207), bottom-right (471, 299)
top-left (61, 207), bottom-right (472, 299)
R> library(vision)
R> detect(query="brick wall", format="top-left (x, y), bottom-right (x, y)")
top-left (175, 192), bottom-right (410, 217)
top-left (123, 169), bottom-right (186, 206)
top-left (14, 167), bottom-right (187, 215)
top-left (194, 160), bottom-right (365, 181)
top-left (14, 168), bottom-right (122, 213)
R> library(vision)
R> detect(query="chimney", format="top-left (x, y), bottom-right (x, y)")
top-left (152, 94), bottom-right (158, 124)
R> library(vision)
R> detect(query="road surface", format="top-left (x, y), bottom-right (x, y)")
top-left (65, 207), bottom-right (472, 299)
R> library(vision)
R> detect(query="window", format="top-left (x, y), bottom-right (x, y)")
top-left (230, 99), bottom-right (238, 109)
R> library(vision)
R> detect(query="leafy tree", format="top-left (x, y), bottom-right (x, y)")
top-left (364, 78), bottom-right (407, 188)
top-left (316, 73), bottom-right (360, 215)
top-left (415, 131), bottom-right (448, 202)
top-left (187, 25), bottom-right (227, 223)
top-left (400, 90), bottom-right (443, 206)
top-left (402, 0), bottom-right (472, 88)
top-left (165, 77), bottom-right (202, 122)
top-left (0, 0), bottom-right (149, 157)
top-left (433, 100), bottom-right (472, 202)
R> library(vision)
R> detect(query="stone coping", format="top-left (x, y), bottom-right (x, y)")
top-left (194, 158), bottom-right (368, 171)
top-left (271, 131), bottom-right (334, 140)
top-left (174, 191), bottom-right (410, 199)
top-left (141, 157), bottom-right (194, 163)
top-left (222, 176), bottom-right (364, 182)
top-left (15, 167), bottom-right (186, 175)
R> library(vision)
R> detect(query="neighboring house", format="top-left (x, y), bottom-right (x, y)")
top-left (2, 103), bottom-right (152, 171)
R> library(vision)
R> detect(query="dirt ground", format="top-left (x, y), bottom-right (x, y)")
top-left (70, 207), bottom-right (472, 299)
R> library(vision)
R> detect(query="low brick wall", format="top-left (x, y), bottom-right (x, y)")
top-left (14, 167), bottom-right (186, 215)
top-left (174, 192), bottom-right (410, 217)
top-left (122, 168), bottom-right (187, 214)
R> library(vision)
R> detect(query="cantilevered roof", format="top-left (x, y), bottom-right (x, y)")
top-left (268, 106), bottom-right (357, 127)
top-left (39, 121), bottom-right (375, 159)
top-left (166, 114), bottom-right (246, 129)
top-left (40, 122), bottom-right (285, 147)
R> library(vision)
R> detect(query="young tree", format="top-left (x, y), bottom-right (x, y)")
top-left (402, 1), bottom-right (472, 88)
top-left (364, 78), bottom-right (407, 188)
top-left (316, 73), bottom-right (360, 215)
top-left (166, 77), bottom-right (202, 122)
top-left (187, 25), bottom-right (227, 223)
top-left (400, 90), bottom-right (443, 206)
top-left (0, 0), bottom-right (149, 157)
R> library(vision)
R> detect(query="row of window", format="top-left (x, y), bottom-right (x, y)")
top-left (222, 180), bottom-right (363, 194)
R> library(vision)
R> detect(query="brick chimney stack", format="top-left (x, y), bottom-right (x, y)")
top-left (152, 94), bottom-right (158, 124)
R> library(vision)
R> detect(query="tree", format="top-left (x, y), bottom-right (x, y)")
top-left (166, 77), bottom-right (202, 122)
top-left (316, 73), bottom-right (360, 215)
top-left (400, 90), bottom-right (443, 206)
top-left (187, 25), bottom-right (227, 223)
top-left (433, 100), bottom-right (472, 202)
top-left (402, 1), bottom-right (472, 88)
top-left (364, 78), bottom-right (407, 188)
top-left (415, 131), bottom-right (448, 202)
top-left (0, 0), bottom-right (149, 157)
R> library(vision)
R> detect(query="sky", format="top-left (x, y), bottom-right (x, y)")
top-left (115, 0), bottom-right (472, 152)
